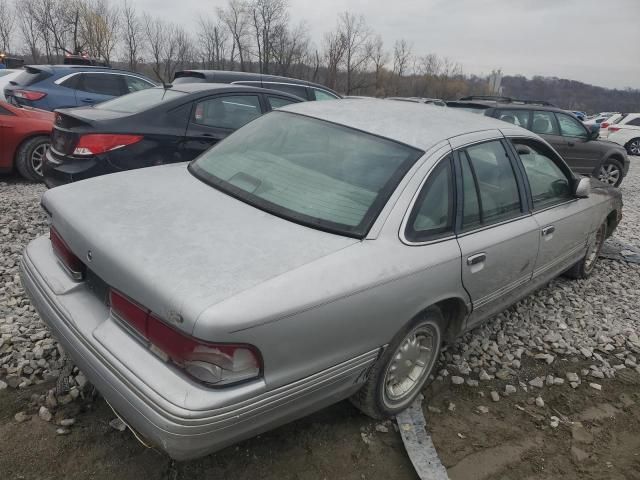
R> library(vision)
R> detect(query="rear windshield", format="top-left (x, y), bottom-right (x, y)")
top-left (13, 68), bottom-right (51, 86)
top-left (190, 111), bottom-right (423, 238)
top-left (173, 72), bottom-right (207, 84)
top-left (94, 88), bottom-right (187, 113)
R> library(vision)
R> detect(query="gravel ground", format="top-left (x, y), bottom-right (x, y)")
top-left (0, 160), bottom-right (639, 479)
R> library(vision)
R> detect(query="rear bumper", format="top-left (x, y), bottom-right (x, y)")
top-left (43, 148), bottom-right (112, 188)
top-left (20, 236), bottom-right (377, 460)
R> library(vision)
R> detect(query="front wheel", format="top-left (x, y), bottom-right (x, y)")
top-left (15, 136), bottom-right (49, 181)
top-left (564, 222), bottom-right (606, 279)
top-left (625, 138), bottom-right (640, 156)
top-left (350, 308), bottom-right (443, 419)
top-left (597, 158), bottom-right (624, 187)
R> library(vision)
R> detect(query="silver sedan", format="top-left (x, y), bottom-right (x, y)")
top-left (21, 99), bottom-right (622, 460)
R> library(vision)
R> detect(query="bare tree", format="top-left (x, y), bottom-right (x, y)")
top-left (322, 29), bottom-right (346, 91)
top-left (79, 0), bottom-right (120, 63)
top-left (0, 0), bottom-right (16, 53)
top-left (32, 0), bottom-right (85, 58)
top-left (143, 13), bottom-right (167, 81)
top-left (366, 34), bottom-right (388, 93)
top-left (248, 0), bottom-right (288, 74)
top-left (17, 0), bottom-right (41, 62)
top-left (335, 12), bottom-right (370, 95)
top-left (392, 39), bottom-right (412, 78)
top-left (197, 16), bottom-right (229, 70)
top-left (218, 0), bottom-right (250, 71)
top-left (270, 20), bottom-right (309, 77)
top-left (121, 0), bottom-right (141, 71)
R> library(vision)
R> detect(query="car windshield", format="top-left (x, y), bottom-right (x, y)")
top-left (190, 111), bottom-right (423, 238)
top-left (94, 88), bottom-right (186, 114)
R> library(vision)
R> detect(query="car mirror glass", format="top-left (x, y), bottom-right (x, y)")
top-left (516, 145), bottom-right (532, 156)
top-left (575, 177), bottom-right (591, 198)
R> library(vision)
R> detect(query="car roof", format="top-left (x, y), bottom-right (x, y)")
top-left (25, 65), bottom-right (142, 75)
top-left (174, 69), bottom-right (338, 94)
top-left (160, 82), bottom-right (303, 99)
top-left (280, 98), bottom-right (530, 150)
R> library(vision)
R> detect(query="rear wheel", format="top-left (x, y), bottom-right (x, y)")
top-left (350, 308), bottom-right (443, 419)
top-left (597, 158), bottom-right (623, 187)
top-left (564, 222), bottom-right (606, 279)
top-left (625, 138), bottom-right (640, 156)
top-left (15, 136), bottom-right (49, 181)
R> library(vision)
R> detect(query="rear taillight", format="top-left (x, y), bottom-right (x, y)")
top-left (608, 126), bottom-right (621, 133)
top-left (73, 134), bottom-right (143, 156)
top-left (50, 226), bottom-right (85, 280)
top-left (13, 89), bottom-right (47, 101)
top-left (601, 122), bottom-right (609, 129)
top-left (109, 289), bottom-right (262, 386)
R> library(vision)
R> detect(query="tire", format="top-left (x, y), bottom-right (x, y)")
top-left (564, 222), bottom-right (606, 279)
top-left (625, 138), bottom-right (640, 156)
top-left (597, 158), bottom-right (624, 187)
top-left (15, 136), bottom-right (49, 181)
top-left (350, 307), bottom-right (443, 419)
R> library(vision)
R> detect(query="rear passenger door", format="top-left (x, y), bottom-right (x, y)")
top-left (453, 137), bottom-right (539, 328)
top-left (182, 94), bottom-right (264, 160)
top-left (509, 137), bottom-right (591, 280)
top-left (73, 73), bottom-right (126, 106)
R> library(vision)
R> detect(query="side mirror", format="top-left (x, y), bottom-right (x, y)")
top-left (589, 128), bottom-right (600, 140)
top-left (516, 144), bottom-right (533, 156)
top-left (574, 177), bottom-right (591, 198)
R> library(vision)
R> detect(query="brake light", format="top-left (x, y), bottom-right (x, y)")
top-left (13, 89), bottom-right (47, 101)
top-left (108, 289), bottom-right (262, 386)
top-left (73, 134), bottom-right (143, 156)
top-left (608, 126), bottom-right (621, 133)
top-left (601, 122), bottom-right (609, 129)
top-left (50, 226), bottom-right (85, 280)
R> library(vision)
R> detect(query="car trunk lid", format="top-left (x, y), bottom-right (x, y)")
top-left (41, 163), bottom-right (359, 336)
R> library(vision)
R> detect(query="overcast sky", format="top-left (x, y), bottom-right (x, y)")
top-left (133, 0), bottom-right (639, 90)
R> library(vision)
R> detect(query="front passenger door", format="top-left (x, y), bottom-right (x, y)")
top-left (455, 140), bottom-right (539, 328)
top-left (182, 94), bottom-right (263, 160)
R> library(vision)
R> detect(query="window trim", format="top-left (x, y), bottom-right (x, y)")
top-left (400, 153), bottom-right (457, 246)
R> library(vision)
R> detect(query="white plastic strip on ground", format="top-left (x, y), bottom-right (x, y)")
top-left (396, 398), bottom-right (450, 480)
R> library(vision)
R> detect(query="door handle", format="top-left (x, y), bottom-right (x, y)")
top-left (568, 141), bottom-right (575, 147)
top-left (467, 253), bottom-right (486, 266)
top-left (541, 226), bottom-right (555, 236)
top-left (81, 98), bottom-right (95, 104)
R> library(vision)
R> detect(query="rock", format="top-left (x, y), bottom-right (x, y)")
top-left (0, 380), bottom-right (7, 390)
top-left (570, 382), bottom-right (580, 389)
top-left (448, 402), bottom-right (456, 412)
top-left (476, 406), bottom-right (489, 414)
top-left (451, 376), bottom-right (464, 385)
top-left (56, 427), bottom-right (71, 435)
top-left (580, 347), bottom-right (593, 358)
top-left (427, 406), bottom-right (442, 414)
top-left (553, 378), bottom-right (565, 385)
top-left (59, 418), bottom-right (75, 427)
top-left (14, 411), bottom-right (30, 423)
top-left (38, 406), bottom-right (52, 422)
top-left (589, 383), bottom-right (602, 391)
top-left (535, 396), bottom-right (545, 408)
top-left (566, 372), bottom-right (580, 383)
top-left (545, 375), bottom-right (555, 386)
top-left (479, 370), bottom-right (493, 381)
top-left (375, 424), bottom-right (389, 433)
top-left (465, 379), bottom-right (479, 387)
top-left (490, 391), bottom-right (500, 402)
top-left (495, 369), bottom-right (513, 380)
top-left (504, 384), bottom-right (517, 395)
top-left (529, 377), bottom-right (545, 388)
top-left (75, 373), bottom-right (88, 389)
top-left (109, 418), bottom-right (127, 432)
top-left (550, 416), bottom-right (560, 428)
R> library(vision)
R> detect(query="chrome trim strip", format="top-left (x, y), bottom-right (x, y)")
top-left (533, 243), bottom-right (585, 278)
top-left (473, 273), bottom-right (532, 309)
top-left (54, 71), bottom-right (155, 86)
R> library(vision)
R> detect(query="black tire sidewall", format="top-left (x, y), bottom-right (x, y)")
top-left (625, 138), bottom-right (640, 156)
top-left (16, 136), bottom-right (49, 181)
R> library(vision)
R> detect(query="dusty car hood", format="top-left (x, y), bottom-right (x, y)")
top-left (41, 163), bottom-right (359, 334)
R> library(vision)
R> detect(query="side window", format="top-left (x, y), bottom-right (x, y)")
top-left (460, 153), bottom-right (481, 230)
top-left (556, 113), bottom-right (588, 139)
top-left (626, 117), bottom-right (640, 127)
top-left (462, 140), bottom-right (522, 226)
top-left (263, 83), bottom-right (308, 99)
top-left (531, 111), bottom-right (560, 135)
top-left (77, 73), bottom-right (124, 96)
top-left (495, 109), bottom-right (529, 128)
top-left (513, 139), bottom-right (572, 209)
top-left (125, 76), bottom-right (154, 93)
top-left (267, 96), bottom-right (298, 109)
top-left (405, 157), bottom-right (454, 242)
top-left (193, 95), bottom-right (262, 129)
top-left (313, 89), bottom-right (338, 101)
top-left (60, 75), bottom-right (81, 89)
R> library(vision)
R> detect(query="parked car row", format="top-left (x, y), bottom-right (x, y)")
top-left (445, 96), bottom-right (630, 186)
top-left (21, 98), bottom-right (623, 460)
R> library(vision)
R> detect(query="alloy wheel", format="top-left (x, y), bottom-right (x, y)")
top-left (30, 143), bottom-right (48, 177)
top-left (598, 163), bottom-right (620, 186)
top-left (383, 324), bottom-right (437, 406)
top-left (629, 140), bottom-right (640, 156)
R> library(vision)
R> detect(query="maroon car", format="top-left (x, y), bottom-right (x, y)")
top-left (0, 100), bottom-right (53, 181)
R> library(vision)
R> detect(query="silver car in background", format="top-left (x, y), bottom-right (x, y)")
top-left (21, 100), bottom-right (622, 460)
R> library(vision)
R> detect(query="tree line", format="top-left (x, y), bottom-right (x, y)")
top-left (0, 0), bottom-right (638, 112)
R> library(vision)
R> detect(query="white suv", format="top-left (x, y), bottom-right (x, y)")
top-left (606, 113), bottom-right (640, 155)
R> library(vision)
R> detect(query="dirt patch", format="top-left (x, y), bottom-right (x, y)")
top-left (1, 364), bottom-right (639, 480)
